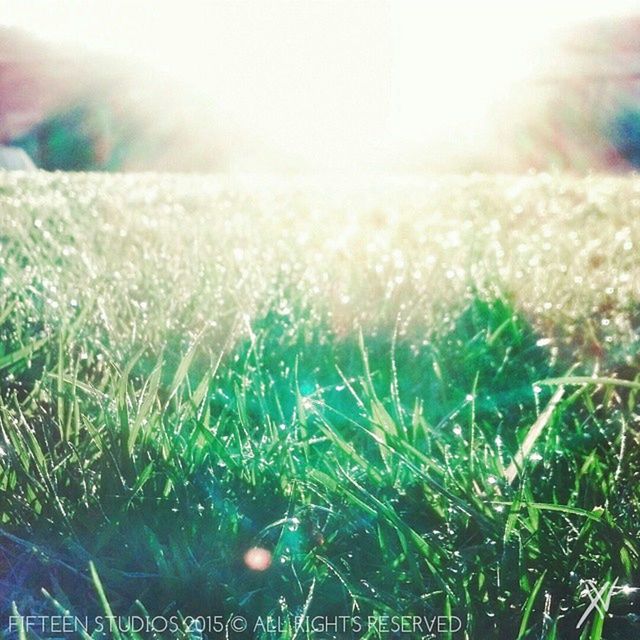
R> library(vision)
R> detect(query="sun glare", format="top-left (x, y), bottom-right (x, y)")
top-left (3, 0), bottom-right (639, 170)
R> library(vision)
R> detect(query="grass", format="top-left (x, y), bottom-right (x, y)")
top-left (0, 172), bottom-right (639, 639)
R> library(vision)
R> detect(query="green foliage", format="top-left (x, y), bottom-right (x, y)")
top-left (0, 174), bottom-right (639, 639)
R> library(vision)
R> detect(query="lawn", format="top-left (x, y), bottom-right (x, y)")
top-left (0, 172), bottom-right (639, 639)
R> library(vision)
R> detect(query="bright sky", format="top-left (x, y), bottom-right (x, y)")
top-left (3, 0), bottom-right (639, 169)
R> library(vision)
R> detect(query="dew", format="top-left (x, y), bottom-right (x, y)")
top-left (277, 299), bottom-right (292, 316)
top-left (288, 517), bottom-right (300, 532)
top-left (359, 580), bottom-right (376, 595)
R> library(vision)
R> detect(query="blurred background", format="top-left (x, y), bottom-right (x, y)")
top-left (2, 0), bottom-right (640, 173)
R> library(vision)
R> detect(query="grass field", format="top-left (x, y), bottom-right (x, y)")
top-left (1, 172), bottom-right (639, 639)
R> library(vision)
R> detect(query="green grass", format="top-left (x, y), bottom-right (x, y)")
top-left (0, 172), bottom-right (640, 639)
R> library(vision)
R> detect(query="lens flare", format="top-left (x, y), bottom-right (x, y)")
top-left (243, 547), bottom-right (272, 571)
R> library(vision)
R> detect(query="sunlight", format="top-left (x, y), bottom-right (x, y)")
top-left (3, 0), bottom-right (639, 170)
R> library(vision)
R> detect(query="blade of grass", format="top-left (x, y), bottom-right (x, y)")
top-left (538, 376), bottom-right (640, 391)
top-left (516, 570), bottom-right (546, 640)
top-left (505, 386), bottom-right (565, 484)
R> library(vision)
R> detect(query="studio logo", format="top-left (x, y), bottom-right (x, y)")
top-left (576, 577), bottom-right (637, 630)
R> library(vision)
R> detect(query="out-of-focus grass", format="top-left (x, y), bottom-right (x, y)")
top-left (0, 172), bottom-right (639, 639)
